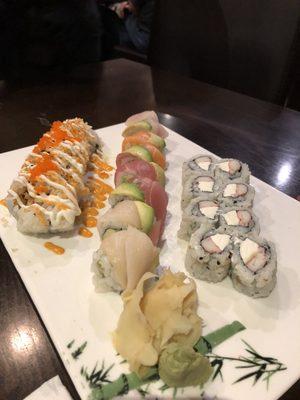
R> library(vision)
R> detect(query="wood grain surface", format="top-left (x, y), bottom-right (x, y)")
top-left (0, 59), bottom-right (299, 400)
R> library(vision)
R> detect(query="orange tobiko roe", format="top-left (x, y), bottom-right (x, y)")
top-left (30, 154), bottom-right (58, 181)
top-left (33, 121), bottom-right (81, 154)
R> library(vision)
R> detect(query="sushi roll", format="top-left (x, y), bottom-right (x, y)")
top-left (231, 237), bottom-right (277, 298)
top-left (219, 181), bottom-right (255, 209)
top-left (92, 226), bottom-right (159, 293)
top-left (181, 175), bottom-right (219, 209)
top-left (5, 118), bottom-right (100, 234)
top-left (214, 159), bottom-right (250, 183)
top-left (178, 198), bottom-right (219, 241)
top-left (182, 155), bottom-right (215, 182)
top-left (98, 200), bottom-right (154, 239)
top-left (219, 207), bottom-right (259, 237)
top-left (185, 225), bottom-right (232, 283)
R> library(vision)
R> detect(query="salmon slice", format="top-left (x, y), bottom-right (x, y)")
top-left (142, 143), bottom-right (166, 169)
top-left (122, 132), bottom-right (152, 151)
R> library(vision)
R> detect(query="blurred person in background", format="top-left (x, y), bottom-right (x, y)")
top-left (100, 0), bottom-right (154, 56)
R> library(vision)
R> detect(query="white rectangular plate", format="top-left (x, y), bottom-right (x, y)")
top-left (1, 124), bottom-right (300, 400)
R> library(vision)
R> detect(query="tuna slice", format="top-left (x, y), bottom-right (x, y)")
top-left (148, 220), bottom-right (162, 246)
top-left (134, 177), bottom-right (168, 239)
top-left (115, 159), bottom-right (157, 186)
top-left (116, 152), bottom-right (140, 169)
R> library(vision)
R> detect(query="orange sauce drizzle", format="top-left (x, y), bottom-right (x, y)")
top-left (92, 199), bottom-right (105, 209)
top-left (92, 183), bottom-right (113, 194)
top-left (96, 171), bottom-right (109, 179)
top-left (44, 241), bottom-right (65, 255)
top-left (79, 227), bottom-right (93, 238)
top-left (84, 216), bottom-right (97, 228)
top-left (91, 154), bottom-right (114, 171)
top-left (89, 187), bottom-right (106, 195)
top-left (83, 207), bottom-right (99, 216)
top-left (0, 199), bottom-right (7, 208)
top-left (89, 187), bottom-right (107, 197)
top-left (80, 187), bottom-right (90, 196)
top-left (94, 193), bottom-right (107, 201)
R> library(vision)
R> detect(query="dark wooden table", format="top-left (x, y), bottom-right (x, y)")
top-left (0, 58), bottom-right (299, 400)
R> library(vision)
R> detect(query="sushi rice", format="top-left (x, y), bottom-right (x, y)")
top-left (185, 225), bottom-right (232, 283)
top-left (231, 236), bottom-right (277, 298)
top-left (182, 154), bottom-right (216, 183)
top-left (219, 181), bottom-right (255, 209)
top-left (92, 248), bottom-right (123, 293)
top-left (214, 158), bottom-right (250, 184)
top-left (178, 198), bottom-right (219, 241)
top-left (181, 174), bottom-right (220, 209)
top-left (218, 206), bottom-right (260, 237)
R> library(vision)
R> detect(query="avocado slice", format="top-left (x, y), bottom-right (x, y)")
top-left (149, 133), bottom-right (166, 150)
top-left (150, 162), bottom-right (166, 186)
top-left (125, 145), bottom-right (152, 162)
top-left (109, 183), bottom-right (144, 205)
top-left (123, 121), bottom-right (152, 137)
top-left (134, 201), bottom-right (154, 234)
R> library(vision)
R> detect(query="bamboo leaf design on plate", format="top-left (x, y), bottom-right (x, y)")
top-left (210, 358), bottom-right (224, 381)
top-left (137, 384), bottom-right (150, 397)
top-left (81, 361), bottom-right (114, 389)
top-left (159, 383), bottom-right (169, 393)
top-left (208, 340), bottom-right (287, 388)
top-left (72, 341), bottom-right (87, 360)
top-left (67, 339), bottom-right (75, 349)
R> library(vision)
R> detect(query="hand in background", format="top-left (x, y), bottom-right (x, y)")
top-left (110, 1), bottom-right (132, 19)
